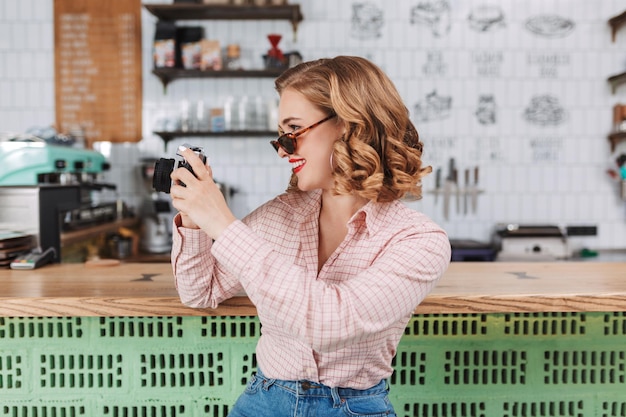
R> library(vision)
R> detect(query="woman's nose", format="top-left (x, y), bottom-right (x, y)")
top-left (277, 147), bottom-right (289, 158)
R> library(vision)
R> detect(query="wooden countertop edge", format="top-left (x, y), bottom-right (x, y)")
top-left (0, 296), bottom-right (257, 317)
top-left (2, 262), bottom-right (626, 316)
top-left (415, 294), bottom-right (626, 314)
top-left (2, 294), bottom-right (626, 317)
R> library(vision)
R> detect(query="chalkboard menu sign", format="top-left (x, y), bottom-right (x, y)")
top-left (54, 0), bottom-right (142, 147)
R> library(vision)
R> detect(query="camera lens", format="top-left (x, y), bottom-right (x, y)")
top-left (152, 158), bottom-right (175, 193)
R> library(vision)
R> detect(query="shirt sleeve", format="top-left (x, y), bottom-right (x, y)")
top-left (171, 213), bottom-right (243, 308)
top-left (212, 219), bottom-right (451, 353)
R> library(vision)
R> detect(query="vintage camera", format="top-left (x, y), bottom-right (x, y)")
top-left (152, 144), bottom-right (207, 193)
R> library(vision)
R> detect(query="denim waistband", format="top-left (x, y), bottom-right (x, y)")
top-left (255, 368), bottom-right (387, 398)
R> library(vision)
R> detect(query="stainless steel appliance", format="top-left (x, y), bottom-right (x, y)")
top-left (494, 224), bottom-right (570, 261)
top-left (0, 141), bottom-right (123, 262)
top-left (140, 197), bottom-right (173, 254)
top-left (139, 158), bottom-right (173, 254)
top-left (0, 185), bottom-right (82, 262)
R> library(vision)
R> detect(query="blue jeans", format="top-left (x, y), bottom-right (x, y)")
top-left (228, 368), bottom-right (396, 417)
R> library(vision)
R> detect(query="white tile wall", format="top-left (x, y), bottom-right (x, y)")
top-left (2, 0), bottom-right (626, 250)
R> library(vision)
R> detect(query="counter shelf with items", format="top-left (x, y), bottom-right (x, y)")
top-left (152, 95), bottom-right (280, 148)
top-left (145, 3), bottom-right (300, 146)
top-left (145, 3), bottom-right (303, 89)
top-left (143, 3), bottom-right (303, 36)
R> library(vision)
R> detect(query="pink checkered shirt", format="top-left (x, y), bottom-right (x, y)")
top-left (172, 189), bottom-right (450, 389)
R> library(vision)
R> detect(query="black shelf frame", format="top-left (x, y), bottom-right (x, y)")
top-left (152, 68), bottom-right (284, 89)
top-left (143, 3), bottom-right (303, 36)
top-left (609, 10), bottom-right (626, 42)
top-left (608, 71), bottom-right (626, 94)
top-left (153, 130), bottom-right (275, 147)
top-left (609, 131), bottom-right (626, 152)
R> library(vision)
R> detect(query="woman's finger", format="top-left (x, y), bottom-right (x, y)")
top-left (179, 146), bottom-right (210, 179)
top-left (171, 165), bottom-right (197, 189)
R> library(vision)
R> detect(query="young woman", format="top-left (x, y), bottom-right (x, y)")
top-left (169, 56), bottom-right (451, 416)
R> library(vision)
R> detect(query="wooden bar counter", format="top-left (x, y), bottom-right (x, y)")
top-left (1, 261), bottom-right (625, 316)
top-left (2, 262), bottom-right (626, 415)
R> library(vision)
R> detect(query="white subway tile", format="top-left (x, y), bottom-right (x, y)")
top-left (3, 1), bottom-right (18, 21)
top-left (0, 23), bottom-right (10, 50)
top-left (0, 80), bottom-right (11, 108)
top-left (0, 0), bottom-right (624, 247)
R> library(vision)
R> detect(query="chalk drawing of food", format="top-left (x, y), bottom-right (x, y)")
top-left (351, 3), bottom-right (384, 40)
top-left (525, 15), bottom-right (575, 38)
top-left (410, 0), bottom-right (451, 38)
top-left (468, 5), bottom-right (505, 32)
top-left (414, 90), bottom-right (452, 122)
top-left (475, 95), bottom-right (496, 125)
top-left (523, 95), bottom-right (567, 126)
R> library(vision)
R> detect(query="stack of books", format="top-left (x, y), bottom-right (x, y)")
top-left (0, 231), bottom-right (35, 268)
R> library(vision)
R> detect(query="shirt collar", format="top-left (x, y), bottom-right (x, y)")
top-left (277, 189), bottom-right (398, 235)
top-left (353, 199), bottom-right (389, 236)
top-left (277, 189), bottom-right (322, 221)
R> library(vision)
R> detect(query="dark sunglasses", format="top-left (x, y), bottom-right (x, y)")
top-left (270, 114), bottom-right (336, 155)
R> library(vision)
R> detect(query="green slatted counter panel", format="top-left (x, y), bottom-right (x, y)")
top-left (1, 313), bottom-right (625, 416)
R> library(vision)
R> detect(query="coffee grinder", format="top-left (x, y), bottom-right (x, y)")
top-left (139, 158), bottom-right (173, 253)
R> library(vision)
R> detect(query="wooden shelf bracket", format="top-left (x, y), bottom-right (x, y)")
top-left (609, 10), bottom-right (626, 42)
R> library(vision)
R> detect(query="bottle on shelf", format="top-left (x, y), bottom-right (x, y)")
top-left (225, 44), bottom-right (243, 70)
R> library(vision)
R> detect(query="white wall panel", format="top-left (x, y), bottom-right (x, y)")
top-left (1, 0), bottom-right (626, 249)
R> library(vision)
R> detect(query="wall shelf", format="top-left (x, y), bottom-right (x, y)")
top-left (153, 130), bottom-right (275, 146)
top-left (608, 71), bottom-right (626, 94)
top-left (609, 10), bottom-right (626, 42)
top-left (609, 131), bottom-right (626, 152)
top-left (152, 68), bottom-right (284, 89)
top-left (607, 11), bottom-right (626, 203)
top-left (143, 3), bottom-right (303, 38)
top-left (144, 3), bottom-right (301, 143)
top-left (144, 4), bottom-right (301, 90)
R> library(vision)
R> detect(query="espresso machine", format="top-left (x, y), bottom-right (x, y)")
top-left (0, 140), bottom-right (109, 186)
top-left (0, 140), bottom-right (116, 262)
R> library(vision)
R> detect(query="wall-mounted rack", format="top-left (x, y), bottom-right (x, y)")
top-left (153, 130), bottom-right (275, 148)
top-left (152, 67), bottom-right (284, 90)
top-left (609, 9), bottom-right (626, 42)
top-left (143, 3), bottom-right (303, 39)
top-left (607, 10), bottom-right (626, 94)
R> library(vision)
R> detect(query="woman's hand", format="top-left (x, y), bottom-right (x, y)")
top-left (169, 145), bottom-right (236, 240)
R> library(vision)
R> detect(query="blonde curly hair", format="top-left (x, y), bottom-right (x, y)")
top-left (275, 56), bottom-right (431, 203)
